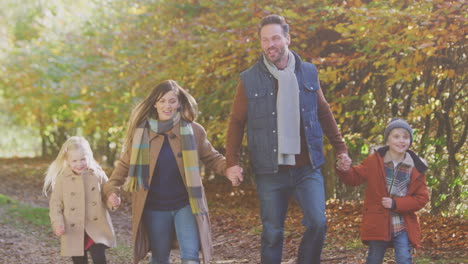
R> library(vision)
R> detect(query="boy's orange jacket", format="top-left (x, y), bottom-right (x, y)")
top-left (336, 146), bottom-right (429, 248)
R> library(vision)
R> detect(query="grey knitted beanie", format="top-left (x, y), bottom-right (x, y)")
top-left (384, 118), bottom-right (413, 146)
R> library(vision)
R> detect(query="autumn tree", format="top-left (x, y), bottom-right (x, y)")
top-left (0, 0), bottom-right (465, 213)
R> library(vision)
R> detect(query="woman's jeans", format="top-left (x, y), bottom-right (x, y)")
top-left (255, 165), bottom-right (327, 264)
top-left (143, 204), bottom-right (200, 264)
top-left (366, 230), bottom-right (413, 264)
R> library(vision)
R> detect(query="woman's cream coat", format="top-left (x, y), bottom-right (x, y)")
top-left (49, 168), bottom-right (116, 256)
top-left (103, 122), bottom-right (225, 264)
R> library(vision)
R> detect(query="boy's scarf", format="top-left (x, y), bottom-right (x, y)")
top-left (263, 50), bottom-right (300, 165)
top-left (123, 113), bottom-right (208, 216)
top-left (384, 151), bottom-right (413, 236)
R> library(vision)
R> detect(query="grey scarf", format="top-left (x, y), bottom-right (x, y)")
top-left (263, 51), bottom-right (300, 165)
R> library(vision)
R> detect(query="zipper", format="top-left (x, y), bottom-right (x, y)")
top-left (381, 157), bottom-right (399, 241)
top-left (387, 163), bottom-right (399, 196)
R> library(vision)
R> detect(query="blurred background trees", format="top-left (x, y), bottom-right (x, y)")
top-left (0, 0), bottom-right (465, 215)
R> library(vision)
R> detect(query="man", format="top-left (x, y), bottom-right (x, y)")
top-left (225, 14), bottom-right (351, 264)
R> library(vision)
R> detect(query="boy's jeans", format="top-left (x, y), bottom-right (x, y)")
top-left (143, 204), bottom-right (200, 264)
top-left (366, 230), bottom-right (412, 264)
top-left (255, 165), bottom-right (327, 264)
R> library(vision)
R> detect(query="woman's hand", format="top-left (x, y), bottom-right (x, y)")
top-left (226, 165), bottom-right (243, 186)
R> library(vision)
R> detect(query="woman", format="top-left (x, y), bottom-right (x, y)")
top-left (103, 80), bottom-right (226, 264)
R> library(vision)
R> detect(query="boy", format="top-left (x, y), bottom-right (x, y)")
top-left (336, 118), bottom-right (429, 264)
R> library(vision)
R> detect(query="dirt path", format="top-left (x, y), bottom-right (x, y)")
top-left (0, 158), bottom-right (276, 264)
top-left (1, 158), bottom-right (466, 264)
top-left (0, 158), bottom-right (360, 264)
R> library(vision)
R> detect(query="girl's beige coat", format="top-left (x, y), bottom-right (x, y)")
top-left (49, 168), bottom-right (116, 256)
top-left (103, 122), bottom-right (225, 264)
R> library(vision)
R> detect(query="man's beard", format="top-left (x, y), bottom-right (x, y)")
top-left (264, 46), bottom-right (287, 65)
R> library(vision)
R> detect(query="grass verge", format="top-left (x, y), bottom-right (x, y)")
top-left (0, 193), bottom-right (135, 263)
top-left (0, 193), bottom-right (50, 227)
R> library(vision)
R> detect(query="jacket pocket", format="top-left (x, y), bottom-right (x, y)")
top-left (246, 88), bottom-right (268, 119)
top-left (362, 208), bottom-right (387, 237)
top-left (248, 132), bottom-right (271, 172)
top-left (302, 81), bottom-right (319, 92)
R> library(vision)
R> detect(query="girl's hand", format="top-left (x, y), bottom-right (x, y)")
top-left (54, 225), bottom-right (65, 236)
top-left (108, 193), bottom-right (121, 208)
top-left (382, 197), bottom-right (393, 209)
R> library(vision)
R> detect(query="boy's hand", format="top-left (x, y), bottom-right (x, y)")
top-left (336, 153), bottom-right (352, 171)
top-left (108, 193), bottom-right (121, 208)
top-left (382, 197), bottom-right (393, 209)
top-left (54, 225), bottom-right (65, 236)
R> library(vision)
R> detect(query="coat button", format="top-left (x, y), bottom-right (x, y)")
top-left (71, 223), bottom-right (75, 227)
top-left (92, 202), bottom-right (97, 206)
top-left (94, 217), bottom-right (98, 221)
top-left (170, 134), bottom-right (176, 139)
top-left (71, 208), bottom-right (75, 211)
top-left (71, 192), bottom-right (75, 196)
top-left (91, 187), bottom-right (95, 191)
top-left (177, 152), bottom-right (183, 158)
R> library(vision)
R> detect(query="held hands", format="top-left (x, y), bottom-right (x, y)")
top-left (226, 165), bottom-right (244, 186)
top-left (336, 153), bottom-right (352, 171)
top-left (108, 193), bottom-right (121, 208)
top-left (382, 197), bottom-right (393, 209)
top-left (54, 225), bottom-right (65, 236)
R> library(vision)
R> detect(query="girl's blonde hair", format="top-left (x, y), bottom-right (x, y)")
top-left (122, 80), bottom-right (198, 152)
top-left (43, 136), bottom-right (103, 195)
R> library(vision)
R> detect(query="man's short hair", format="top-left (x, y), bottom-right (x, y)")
top-left (258, 14), bottom-right (289, 36)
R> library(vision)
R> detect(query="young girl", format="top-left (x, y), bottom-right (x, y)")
top-left (43, 136), bottom-right (116, 264)
top-left (336, 118), bottom-right (429, 264)
top-left (103, 80), bottom-right (226, 264)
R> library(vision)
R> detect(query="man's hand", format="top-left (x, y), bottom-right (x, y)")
top-left (108, 193), bottom-right (121, 208)
top-left (226, 165), bottom-right (244, 186)
top-left (336, 153), bottom-right (352, 171)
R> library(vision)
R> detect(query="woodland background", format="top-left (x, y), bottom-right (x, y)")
top-left (0, 0), bottom-right (466, 216)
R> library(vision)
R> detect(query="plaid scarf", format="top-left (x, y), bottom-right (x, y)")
top-left (124, 112), bottom-right (213, 261)
top-left (123, 113), bottom-right (208, 215)
top-left (384, 152), bottom-right (413, 236)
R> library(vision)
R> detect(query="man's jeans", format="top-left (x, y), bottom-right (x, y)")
top-left (143, 204), bottom-right (200, 264)
top-left (366, 230), bottom-right (412, 264)
top-left (255, 165), bottom-right (327, 264)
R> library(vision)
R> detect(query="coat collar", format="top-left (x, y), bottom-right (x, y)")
top-left (376, 146), bottom-right (428, 174)
top-left (383, 151), bottom-right (414, 167)
top-left (63, 167), bottom-right (94, 177)
top-left (149, 121), bottom-right (182, 142)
